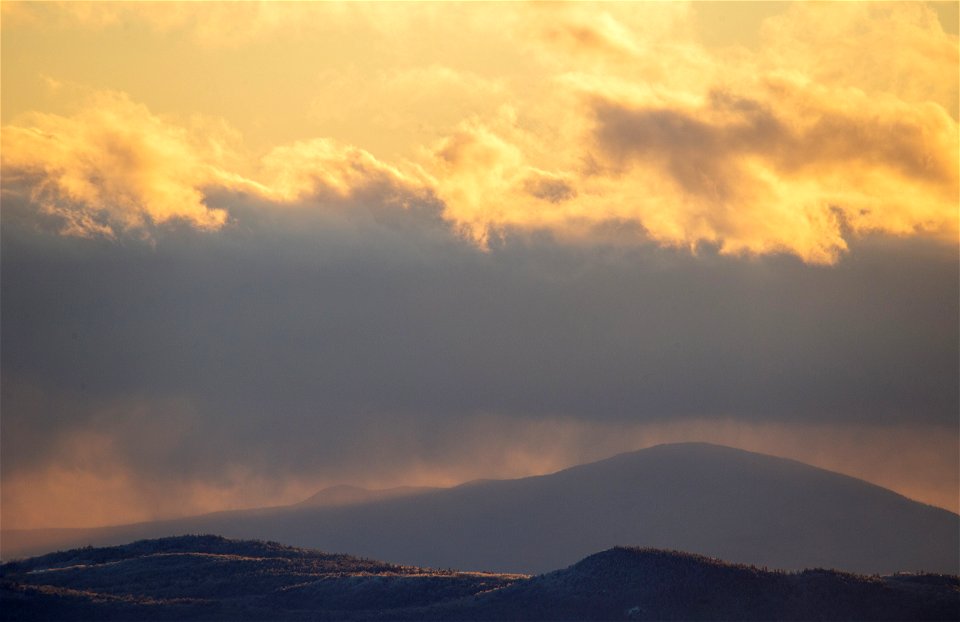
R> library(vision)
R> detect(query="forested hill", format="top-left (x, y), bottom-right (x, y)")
top-left (2, 536), bottom-right (957, 621)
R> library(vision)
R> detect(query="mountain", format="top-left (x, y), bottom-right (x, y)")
top-left (2, 536), bottom-right (957, 621)
top-left (3, 443), bottom-right (957, 574)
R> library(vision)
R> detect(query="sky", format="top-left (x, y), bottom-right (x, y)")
top-left (1, 1), bottom-right (958, 530)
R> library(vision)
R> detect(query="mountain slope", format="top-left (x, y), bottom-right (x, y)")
top-left (3, 443), bottom-right (957, 574)
top-left (2, 537), bottom-right (957, 621)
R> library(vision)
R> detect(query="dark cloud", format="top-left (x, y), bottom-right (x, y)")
top-left (593, 86), bottom-right (958, 193)
top-left (1, 187), bottom-right (957, 506)
top-left (592, 91), bottom-right (780, 202)
top-left (522, 173), bottom-right (577, 203)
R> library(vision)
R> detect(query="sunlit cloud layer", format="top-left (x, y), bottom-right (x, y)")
top-left (0, 92), bottom-right (430, 237)
top-left (2, 92), bottom-right (231, 236)
top-left (2, 2), bottom-right (956, 261)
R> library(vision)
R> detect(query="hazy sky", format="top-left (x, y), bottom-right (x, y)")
top-left (2, 2), bottom-right (958, 529)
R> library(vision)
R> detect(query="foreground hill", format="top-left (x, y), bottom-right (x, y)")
top-left (440, 548), bottom-right (959, 621)
top-left (3, 444), bottom-right (958, 574)
top-left (1, 536), bottom-right (957, 621)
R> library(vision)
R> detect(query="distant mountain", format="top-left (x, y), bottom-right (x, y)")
top-left (2, 536), bottom-right (957, 621)
top-left (3, 444), bottom-right (958, 575)
top-left (295, 484), bottom-right (438, 508)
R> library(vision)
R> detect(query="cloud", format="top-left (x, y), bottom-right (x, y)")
top-left (0, 92), bottom-right (230, 237)
top-left (760, 2), bottom-right (959, 111)
top-left (588, 77), bottom-right (958, 262)
top-left (421, 2), bottom-right (957, 262)
top-left (3, 183), bottom-right (957, 526)
top-left (258, 138), bottom-right (429, 204)
top-left (3, 3), bottom-right (957, 262)
top-left (522, 170), bottom-right (577, 204)
top-left (1, 92), bottom-right (434, 238)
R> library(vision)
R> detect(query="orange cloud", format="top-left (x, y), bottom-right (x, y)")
top-left (425, 2), bottom-right (958, 262)
top-left (2, 2), bottom-right (956, 262)
top-left (761, 3), bottom-right (959, 111)
top-left (585, 77), bottom-right (958, 263)
top-left (259, 138), bottom-right (428, 203)
top-left (1, 92), bottom-right (230, 237)
top-left (1, 93), bottom-right (432, 237)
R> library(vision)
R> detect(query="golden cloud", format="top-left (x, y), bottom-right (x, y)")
top-left (425, 2), bottom-right (958, 262)
top-left (1, 92), bottom-right (230, 237)
top-left (1, 94), bottom-right (431, 237)
top-left (2, 2), bottom-right (956, 262)
top-left (761, 3), bottom-right (959, 110)
top-left (585, 76), bottom-right (958, 263)
top-left (259, 138), bottom-right (428, 203)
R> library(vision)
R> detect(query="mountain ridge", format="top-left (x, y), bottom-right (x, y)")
top-left (3, 443), bottom-right (957, 575)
